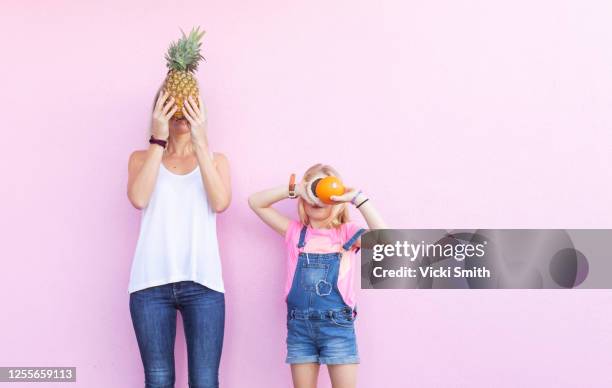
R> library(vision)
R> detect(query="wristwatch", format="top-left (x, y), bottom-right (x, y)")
top-left (288, 173), bottom-right (297, 199)
top-left (149, 135), bottom-right (167, 149)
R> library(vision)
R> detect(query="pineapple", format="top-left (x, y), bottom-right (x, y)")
top-left (162, 26), bottom-right (205, 119)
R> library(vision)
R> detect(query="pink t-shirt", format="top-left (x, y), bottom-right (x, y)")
top-left (284, 220), bottom-right (365, 309)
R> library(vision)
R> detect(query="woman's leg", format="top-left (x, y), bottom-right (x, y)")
top-left (291, 363), bottom-right (320, 388)
top-left (179, 282), bottom-right (225, 388)
top-left (327, 364), bottom-right (357, 388)
top-left (129, 285), bottom-right (177, 388)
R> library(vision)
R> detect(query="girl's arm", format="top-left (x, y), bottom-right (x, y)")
top-left (331, 189), bottom-right (389, 248)
top-left (248, 185), bottom-right (293, 236)
top-left (350, 191), bottom-right (388, 230)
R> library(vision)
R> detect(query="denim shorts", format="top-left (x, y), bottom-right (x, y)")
top-left (285, 307), bottom-right (360, 365)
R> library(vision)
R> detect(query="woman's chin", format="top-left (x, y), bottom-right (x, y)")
top-left (170, 118), bottom-right (191, 132)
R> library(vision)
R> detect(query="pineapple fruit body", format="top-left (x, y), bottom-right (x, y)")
top-left (163, 70), bottom-right (199, 119)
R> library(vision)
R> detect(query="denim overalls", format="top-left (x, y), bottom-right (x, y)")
top-left (285, 224), bottom-right (366, 365)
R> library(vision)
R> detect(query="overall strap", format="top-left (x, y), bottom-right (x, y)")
top-left (342, 228), bottom-right (367, 251)
top-left (297, 225), bottom-right (308, 249)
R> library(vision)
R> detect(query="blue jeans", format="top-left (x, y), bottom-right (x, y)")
top-left (129, 281), bottom-right (225, 388)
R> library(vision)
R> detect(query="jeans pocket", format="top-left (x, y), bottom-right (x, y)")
top-left (287, 315), bottom-right (297, 329)
top-left (300, 263), bottom-right (330, 291)
top-left (330, 314), bottom-right (354, 329)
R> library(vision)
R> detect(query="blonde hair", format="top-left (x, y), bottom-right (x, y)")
top-left (298, 163), bottom-right (350, 229)
top-left (152, 83), bottom-right (165, 113)
top-left (150, 83), bottom-right (165, 134)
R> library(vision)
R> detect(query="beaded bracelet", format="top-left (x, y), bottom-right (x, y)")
top-left (350, 190), bottom-right (363, 205)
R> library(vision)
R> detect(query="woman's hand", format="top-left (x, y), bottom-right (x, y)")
top-left (183, 95), bottom-right (209, 148)
top-left (151, 89), bottom-right (177, 140)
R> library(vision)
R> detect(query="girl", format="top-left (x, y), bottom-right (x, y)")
top-left (248, 163), bottom-right (387, 388)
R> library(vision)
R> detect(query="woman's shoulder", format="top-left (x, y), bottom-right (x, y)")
top-left (129, 149), bottom-right (148, 159)
top-left (211, 151), bottom-right (230, 169)
top-left (212, 151), bottom-right (228, 162)
top-left (128, 149), bottom-right (148, 170)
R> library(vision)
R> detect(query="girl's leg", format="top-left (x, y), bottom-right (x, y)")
top-left (129, 285), bottom-right (177, 388)
top-left (291, 363), bottom-right (320, 388)
top-left (180, 282), bottom-right (225, 388)
top-left (328, 364), bottom-right (357, 388)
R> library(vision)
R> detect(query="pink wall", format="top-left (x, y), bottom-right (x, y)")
top-left (2, 0), bottom-right (612, 386)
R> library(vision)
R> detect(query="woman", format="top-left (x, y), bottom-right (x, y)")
top-left (126, 87), bottom-right (231, 388)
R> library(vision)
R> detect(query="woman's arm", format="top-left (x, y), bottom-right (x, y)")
top-left (127, 90), bottom-right (176, 210)
top-left (127, 146), bottom-right (164, 210)
top-left (248, 185), bottom-right (293, 237)
top-left (194, 146), bottom-right (232, 213)
top-left (183, 95), bottom-right (231, 213)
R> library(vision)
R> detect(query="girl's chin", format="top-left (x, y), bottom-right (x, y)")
top-left (306, 209), bottom-right (332, 220)
top-left (308, 203), bottom-right (331, 210)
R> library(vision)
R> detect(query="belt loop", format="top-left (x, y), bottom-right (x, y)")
top-left (306, 252), bottom-right (310, 265)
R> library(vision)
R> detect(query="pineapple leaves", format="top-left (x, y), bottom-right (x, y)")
top-left (165, 26), bottom-right (206, 73)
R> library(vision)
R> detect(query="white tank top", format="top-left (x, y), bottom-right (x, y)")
top-left (128, 151), bottom-right (225, 294)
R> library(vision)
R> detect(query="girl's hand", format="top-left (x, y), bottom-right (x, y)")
top-left (296, 180), bottom-right (315, 205)
top-left (330, 187), bottom-right (362, 204)
top-left (335, 187), bottom-right (388, 229)
top-left (183, 95), bottom-right (209, 148)
top-left (151, 89), bottom-right (177, 140)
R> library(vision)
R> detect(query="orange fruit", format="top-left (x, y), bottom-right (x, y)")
top-left (314, 176), bottom-right (345, 204)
